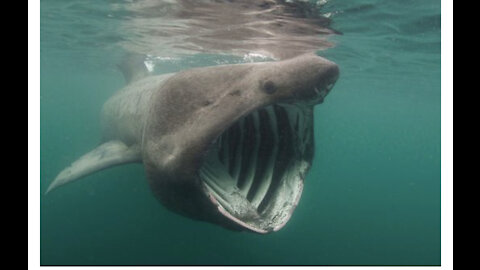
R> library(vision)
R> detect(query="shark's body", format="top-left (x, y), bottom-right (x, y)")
top-left (47, 53), bottom-right (339, 233)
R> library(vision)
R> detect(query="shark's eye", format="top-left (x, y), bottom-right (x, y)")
top-left (263, 80), bottom-right (276, 94)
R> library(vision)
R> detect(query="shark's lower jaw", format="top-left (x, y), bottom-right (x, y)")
top-left (199, 103), bottom-right (314, 233)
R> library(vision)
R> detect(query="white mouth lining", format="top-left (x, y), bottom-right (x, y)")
top-left (199, 103), bottom-right (313, 232)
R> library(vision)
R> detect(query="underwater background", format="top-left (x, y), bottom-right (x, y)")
top-left (40, 0), bottom-right (441, 265)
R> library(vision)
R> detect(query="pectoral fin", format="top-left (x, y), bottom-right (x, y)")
top-left (46, 140), bottom-right (141, 194)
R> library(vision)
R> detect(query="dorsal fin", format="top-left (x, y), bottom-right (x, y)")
top-left (117, 53), bottom-right (150, 84)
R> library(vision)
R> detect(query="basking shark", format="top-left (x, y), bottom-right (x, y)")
top-left (46, 53), bottom-right (339, 233)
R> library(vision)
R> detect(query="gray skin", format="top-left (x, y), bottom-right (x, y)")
top-left (47, 53), bottom-right (339, 233)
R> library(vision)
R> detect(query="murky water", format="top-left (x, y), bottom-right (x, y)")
top-left (40, 0), bottom-right (440, 265)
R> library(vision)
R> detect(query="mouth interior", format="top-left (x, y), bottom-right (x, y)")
top-left (199, 103), bottom-right (313, 233)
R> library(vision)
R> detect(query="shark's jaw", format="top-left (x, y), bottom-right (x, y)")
top-left (198, 102), bottom-right (314, 233)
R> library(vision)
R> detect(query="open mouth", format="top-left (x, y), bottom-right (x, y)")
top-left (199, 103), bottom-right (314, 233)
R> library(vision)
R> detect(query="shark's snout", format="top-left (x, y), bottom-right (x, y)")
top-left (319, 60), bottom-right (340, 90)
top-left (254, 54), bottom-right (339, 106)
top-left (313, 60), bottom-right (339, 103)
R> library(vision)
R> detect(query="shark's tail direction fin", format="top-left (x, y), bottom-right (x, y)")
top-left (45, 141), bottom-right (141, 194)
top-left (117, 53), bottom-right (150, 84)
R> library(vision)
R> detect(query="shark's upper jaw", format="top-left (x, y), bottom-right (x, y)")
top-left (198, 102), bottom-right (314, 233)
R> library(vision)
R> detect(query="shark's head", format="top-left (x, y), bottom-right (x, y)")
top-left (143, 53), bottom-right (339, 233)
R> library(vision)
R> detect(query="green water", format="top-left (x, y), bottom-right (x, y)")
top-left (40, 0), bottom-right (441, 265)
